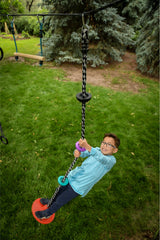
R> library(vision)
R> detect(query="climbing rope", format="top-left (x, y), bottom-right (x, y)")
top-left (9, 16), bottom-right (45, 65)
top-left (47, 20), bottom-right (91, 208)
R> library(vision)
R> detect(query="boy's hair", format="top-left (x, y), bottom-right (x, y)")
top-left (103, 133), bottom-right (120, 148)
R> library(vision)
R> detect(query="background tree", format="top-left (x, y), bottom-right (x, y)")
top-left (117, 0), bottom-right (146, 27)
top-left (0, 0), bottom-right (24, 30)
top-left (136, 0), bottom-right (159, 77)
top-left (25, 0), bottom-right (43, 12)
top-left (42, 0), bottom-right (135, 67)
top-left (26, 0), bottom-right (35, 12)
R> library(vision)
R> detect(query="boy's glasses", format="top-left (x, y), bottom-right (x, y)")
top-left (101, 142), bottom-right (116, 149)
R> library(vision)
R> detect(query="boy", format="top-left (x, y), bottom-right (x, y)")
top-left (36, 133), bottom-right (120, 219)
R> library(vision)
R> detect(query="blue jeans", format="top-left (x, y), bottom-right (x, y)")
top-left (46, 183), bottom-right (79, 215)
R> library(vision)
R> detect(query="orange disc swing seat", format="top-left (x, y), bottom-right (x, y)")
top-left (32, 198), bottom-right (55, 224)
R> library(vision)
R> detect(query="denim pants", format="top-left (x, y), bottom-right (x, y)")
top-left (46, 183), bottom-right (79, 215)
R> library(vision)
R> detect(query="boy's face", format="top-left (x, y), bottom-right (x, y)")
top-left (100, 137), bottom-right (118, 155)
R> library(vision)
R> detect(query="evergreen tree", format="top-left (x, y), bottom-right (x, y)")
top-left (42, 0), bottom-right (135, 67)
top-left (117, 0), bottom-right (146, 27)
top-left (136, 0), bottom-right (159, 77)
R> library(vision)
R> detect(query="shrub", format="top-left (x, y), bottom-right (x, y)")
top-left (14, 16), bottom-right (40, 37)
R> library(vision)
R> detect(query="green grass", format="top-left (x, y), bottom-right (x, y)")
top-left (0, 37), bottom-right (159, 240)
top-left (0, 35), bottom-right (41, 59)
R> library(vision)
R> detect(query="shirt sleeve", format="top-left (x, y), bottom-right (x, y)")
top-left (80, 150), bottom-right (91, 158)
top-left (89, 147), bottom-right (116, 169)
top-left (79, 147), bottom-right (98, 158)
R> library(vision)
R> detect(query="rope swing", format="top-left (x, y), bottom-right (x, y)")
top-left (32, 15), bottom-right (91, 224)
top-left (1, 0), bottom-right (121, 67)
top-left (10, 16), bottom-right (45, 66)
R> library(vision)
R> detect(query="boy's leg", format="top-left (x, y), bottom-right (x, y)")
top-left (35, 183), bottom-right (79, 219)
top-left (40, 186), bottom-right (66, 205)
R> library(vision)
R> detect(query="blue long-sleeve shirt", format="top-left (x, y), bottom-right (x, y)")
top-left (68, 147), bottom-right (116, 197)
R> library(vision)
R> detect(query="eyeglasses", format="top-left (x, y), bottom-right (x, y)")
top-left (101, 141), bottom-right (116, 149)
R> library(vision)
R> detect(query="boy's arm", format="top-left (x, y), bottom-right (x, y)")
top-left (78, 138), bottom-right (92, 152)
top-left (74, 149), bottom-right (81, 158)
top-left (73, 139), bottom-right (92, 158)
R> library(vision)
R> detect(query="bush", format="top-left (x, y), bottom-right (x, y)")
top-left (136, 0), bottom-right (159, 77)
top-left (14, 17), bottom-right (28, 34)
top-left (21, 30), bottom-right (30, 38)
top-left (14, 16), bottom-right (40, 37)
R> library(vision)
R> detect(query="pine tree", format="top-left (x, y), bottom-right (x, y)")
top-left (136, 0), bottom-right (159, 77)
top-left (42, 0), bottom-right (135, 67)
top-left (117, 0), bottom-right (146, 27)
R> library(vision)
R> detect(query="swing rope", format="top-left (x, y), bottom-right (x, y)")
top-left (47, 19), bottom-right (91, 208)
top-left (10, 17), bottom-right (45, 65)
top-left (10, 18), bottom-right (18, 61)
top-left (37, 15), bottom-right (45, 66)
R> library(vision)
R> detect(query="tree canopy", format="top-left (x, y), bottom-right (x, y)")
top-left (0, 0), bottom-right (159, 77)
top-left (136, 0), bottom-right (159, 77)
top-left (0, 0), bottom-right (24, 30)
top-left (42, 0), bottom-right (135, 67)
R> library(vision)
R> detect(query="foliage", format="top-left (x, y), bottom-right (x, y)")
top-left (0, 0), bottom-right (24, 29)
top-left (117, 0), bottom-right (146, 27)
top-left (0, 59), bottom-right (159, 239)
top-left (21, 30), bottom-right (30, 38)
top-left (136, 0), bottom-right (159, 77)
top-left (24, 0), bottom-right (46, 13)
top-left (0, 35), bottom-right (42, 58)
top-left (42, 0), bottom-right (135, 67)
top-left (14, 16), bottom-right (40, 36)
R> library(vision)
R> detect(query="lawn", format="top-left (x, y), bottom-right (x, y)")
top-left (0, 36), bottom-right (159, 240)
top-left (0, 34), bottom-right (41, 59)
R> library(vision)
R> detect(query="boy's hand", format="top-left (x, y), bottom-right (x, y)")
top-left (74, 149), bottom-right (81, 158)
top-left (79, 139), bottom-right (92, 152)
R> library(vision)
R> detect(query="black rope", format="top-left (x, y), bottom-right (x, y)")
top-left (47, 157), bottom-right (78, 207)
top-left (47, 27), bottom-right (89, 208)
top-left (81, 26), bottom-right (88, 140)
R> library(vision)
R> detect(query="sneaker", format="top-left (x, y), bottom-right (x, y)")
top-left (40, 198), bottom-right (49, 205)
top-left (35, 210), bottom-right (52, 220)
